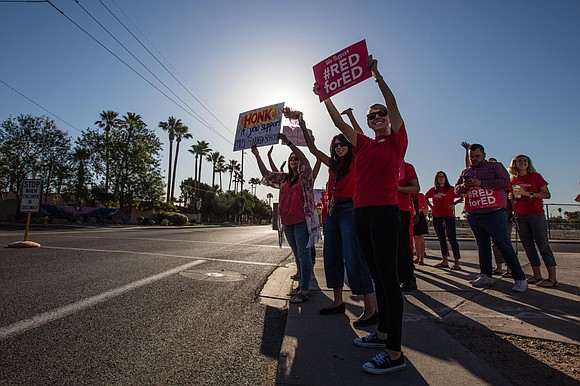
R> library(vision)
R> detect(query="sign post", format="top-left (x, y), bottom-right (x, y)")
top-left (8, 178), bottom-right (42, 248)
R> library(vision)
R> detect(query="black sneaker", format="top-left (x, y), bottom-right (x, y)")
top-left (401, 280), bottom-right (418, 292)
top-left (353, 331), bottom-right (387, 348)
top-left (363, 350), bottom-right (407, 375)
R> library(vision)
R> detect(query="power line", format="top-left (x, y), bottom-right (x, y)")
top-left (72, 0), bottom-right (220, 139)
top-left (98, 0), bottom-right (235, 136)
top-left (0, 79), bottom-right (83, 133)
top-left (43, 1), bottom-right (233, 145)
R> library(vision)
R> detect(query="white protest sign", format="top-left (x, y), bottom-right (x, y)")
top-left (233, 102), bottom-right (284, 151)
top-left (20, 179), bottom-right (43, 213)
top-left (282, 125), bottom-right (313, 147)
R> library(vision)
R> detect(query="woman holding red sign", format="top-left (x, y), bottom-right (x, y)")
top-left (509, 155), bottom-right (558, 287)
top-left (314, 55), bottom-right (407, 375)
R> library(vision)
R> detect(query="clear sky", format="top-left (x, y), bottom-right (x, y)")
top-left (2, 0), bottom-right (579, 213)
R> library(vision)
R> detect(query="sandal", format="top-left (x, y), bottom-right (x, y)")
top-left (503, 272), bottom-right (513, 278)
top-left (450, 264), bottom-right (462, 270)
top-left (527, 276), bottom-right (544, 284)
top-left (434, 262), bottom-right (449, 268)
top-left (418, 261), bottom-right (425, 265)
top-left (413, 258), bottom-right (419, 264)
top-left (289, 292), bottom-right (309, 304)
top-left (537, 279), bottom-right (558, 288)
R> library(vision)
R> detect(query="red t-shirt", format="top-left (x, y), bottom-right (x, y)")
top-left (511, 172), bottom-right (548, 215)
top-left (327, 168), bottom-right (355, 201)
top-left (425, 186), bottom-right (460, 217)
top-left (352, 123), bottom-right (408, 208)
top-left (279, 180), bottom-right (306, 225)
top-left (398, 162), bottom-right (417, 212)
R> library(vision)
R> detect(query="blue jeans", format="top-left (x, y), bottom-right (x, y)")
top-left (323, 200), bottom-right (374, 295)
top-left (467, 209), bottom-right (525, 280)
top-left (432, 216), bottom-right (461, 259)
top-left (516, 214), bottom-right (557, 268)
top-left (355, 205), bottom-right (403, 352)
top-left (284, 221), bottom-right (312, 291)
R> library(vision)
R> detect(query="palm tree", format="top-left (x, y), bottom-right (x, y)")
top-left (117, 112), bottom-right (145, 207)
top-left (248, 177), bottom-right (261, 196)
top-left (94, 110), bottom-right (120, 194)
top-left (208, 151), bottom-right (225, 188)
top-left (194, 140), bottom-right (211, 185)
top-left (171, 121), bottom-right (192, 200)
top-left (159, 116), bottom-right (180, 202)
top-left (226, 159), bottom-right (240, 191)
top-left (215, 158), bottom-right (226, 192)
top-left (266, 192), bottom-right (273, 206)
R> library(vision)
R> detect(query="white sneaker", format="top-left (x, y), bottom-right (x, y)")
top-left (470, 274), bottom-right (495, 288)
top-left (512, 280), bottom-right (528, 293)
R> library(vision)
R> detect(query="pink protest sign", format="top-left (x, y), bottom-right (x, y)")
top-left (313, 40), bottom-right (372, 101)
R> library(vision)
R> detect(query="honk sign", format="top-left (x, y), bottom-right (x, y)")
top-left (313, 40), bottom-right (372, 101)
top-left (234, 102), bottom-right (284, 151)
top-left (464, 188), bottom-right (504, 212)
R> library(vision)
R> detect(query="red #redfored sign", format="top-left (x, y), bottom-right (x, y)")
top-left (313, 40), bottom-right (372, 102)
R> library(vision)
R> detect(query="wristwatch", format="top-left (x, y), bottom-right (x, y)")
top-left (529, 192), bottom-right (534, 198)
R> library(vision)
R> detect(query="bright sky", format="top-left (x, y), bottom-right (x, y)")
top-left (2, 0), bottom-right (579, 213)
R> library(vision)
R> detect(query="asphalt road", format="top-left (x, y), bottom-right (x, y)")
top-left (0, 225), bottom-right (292, 385)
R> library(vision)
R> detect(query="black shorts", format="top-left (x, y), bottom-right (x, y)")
top-left (413, 213), bottom-right (428, 236)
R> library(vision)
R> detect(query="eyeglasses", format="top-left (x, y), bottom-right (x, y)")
top-left (288, 157), bottom-right (298, 161)
top-left (333, 142), bottom-right (347, 149)
top-left (367, 110), bottom-right (388, 120)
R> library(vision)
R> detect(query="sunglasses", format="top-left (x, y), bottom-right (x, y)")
top-left (367, 110), bottom-right (388, 120)
top-left (288, 157), bottom-right (298, 161)
top-left (333, 142), bottom-right (347, 149)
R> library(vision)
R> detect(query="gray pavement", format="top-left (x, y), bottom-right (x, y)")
top-left (260, 240), bottom-right (580, 385)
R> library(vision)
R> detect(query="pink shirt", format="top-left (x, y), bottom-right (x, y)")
top-left (511, 172), bottom-right (548, 215)
top-left (352, 123), bottom-right (408, 208)
top-left (426, 186), bottom-right (460, 217)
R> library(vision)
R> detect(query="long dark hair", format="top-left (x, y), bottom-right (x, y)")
top-left (282, 152), bottom-right (300, 186)
top-left (434, 171), bottom-right (451, 192)
top-left (329, 134), bottom-right (353, 182)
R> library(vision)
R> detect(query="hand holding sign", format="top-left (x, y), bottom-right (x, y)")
top-left (313, 40), bottom-right (372, 101)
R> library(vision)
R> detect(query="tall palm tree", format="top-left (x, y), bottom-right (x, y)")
top-left (208, 151), bottom-right (225, 188)
top-left (194, 140), bottom-right (211, 185)
top-left (159, 116), bottom-right (179, 202)
top-left (215, 158), bottom-right (226, 192)
top-left (248, 177), bottom-right (261, 196)
top-left (171, 122), bottom-right (191, 200)
top-left (266, 192), bottom-right (273, 206)
top-left (188, 143), bottom-right (200, 184)
top-left (94, 110), bottom-right (120, 194)
top-left (226, 159), bottom-right (240, 191)
top-left (117, 113), bottom-right (145, 207)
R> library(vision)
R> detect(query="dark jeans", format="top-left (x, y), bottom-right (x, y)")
top-left (355, 205), bottom-right (403, 352)
top-left (467, 209), bottom-right (525, 280)
top-left (323, 200), bottom-right (374, 294)
top-left (397, 210), bottom-right (415, 284)
top-left (432, 216), bottom-right (461, 259)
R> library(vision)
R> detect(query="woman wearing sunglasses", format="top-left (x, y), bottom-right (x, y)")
top-left (298, 116), bottom-right (377, 326)
top-left (251, 133), bottom-right (320, 304)
top-left (313, 55), bottom-right (408, 375)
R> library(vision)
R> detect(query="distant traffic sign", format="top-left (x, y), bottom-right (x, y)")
top-left (20, 179), bottom-right (43, 213)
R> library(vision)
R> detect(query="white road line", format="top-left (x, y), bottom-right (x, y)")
top-left (0, 260), bottom-right (206, 341)
top-left (37, 245), bottom-right (282, 266)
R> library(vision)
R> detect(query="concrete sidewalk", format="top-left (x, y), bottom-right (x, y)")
top-left (261, 244), bottom-right (580, 385)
